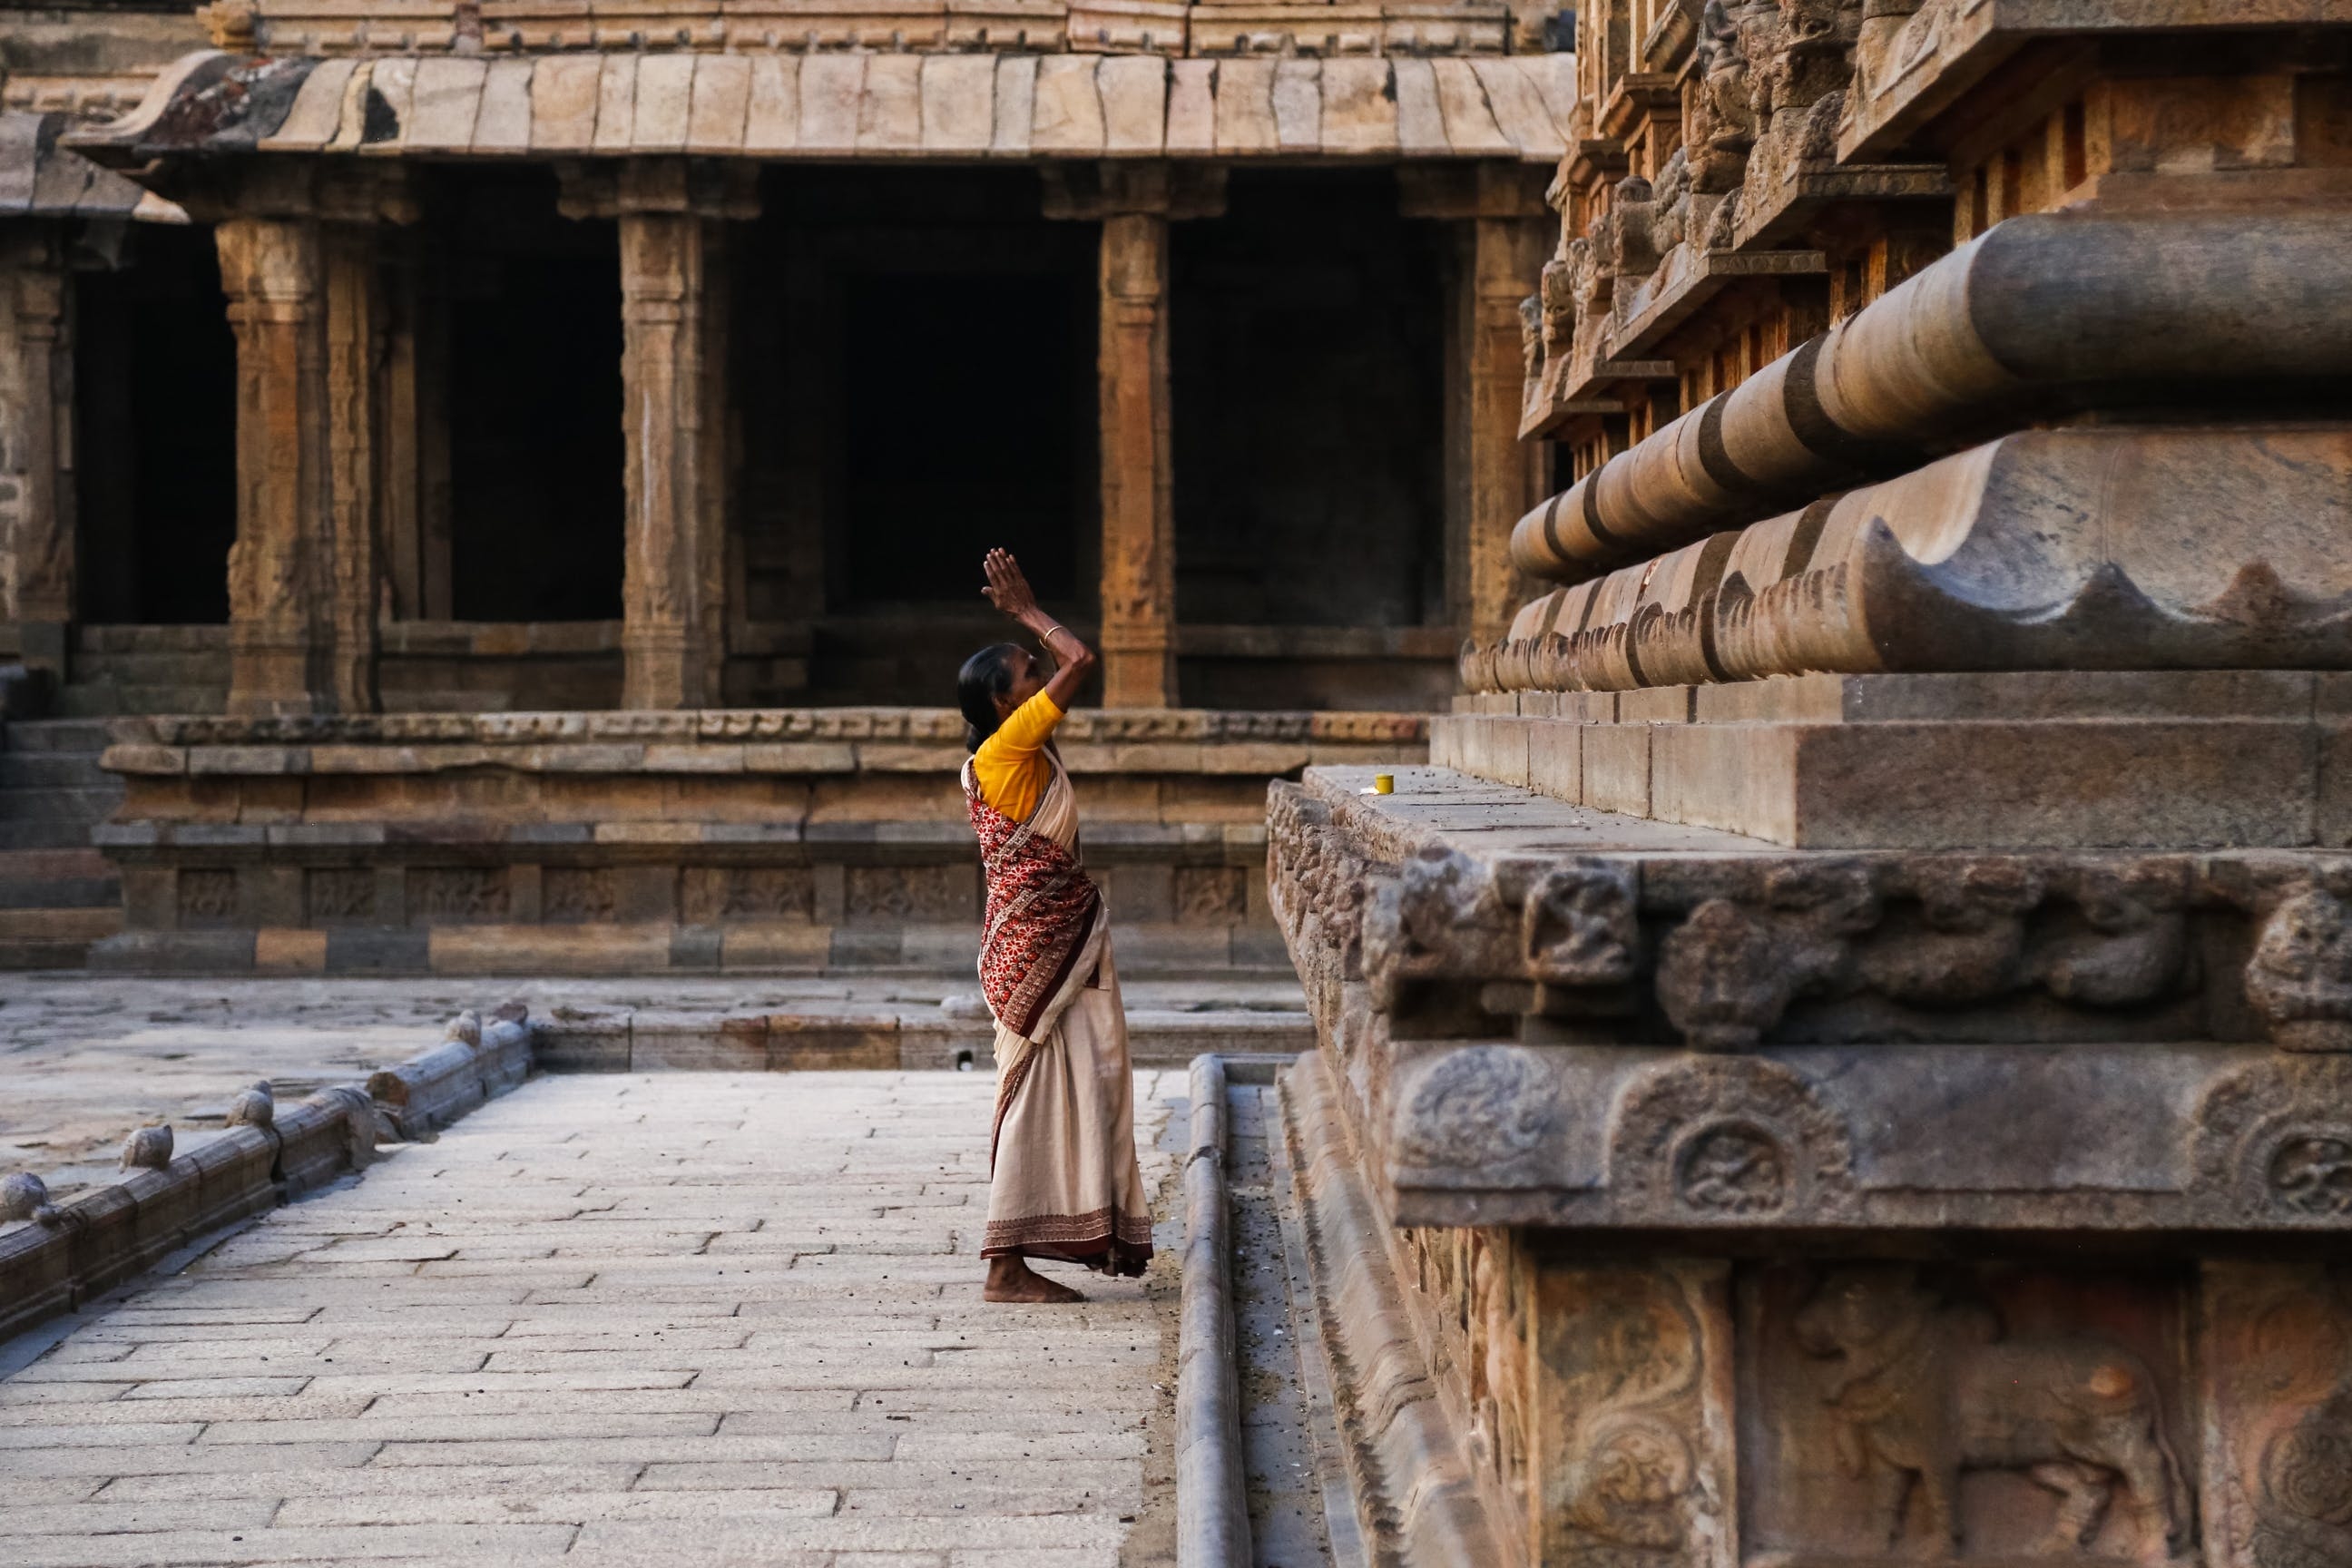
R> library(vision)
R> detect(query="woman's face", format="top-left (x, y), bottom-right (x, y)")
top-left (995, 648), bottom-right (1047, 717)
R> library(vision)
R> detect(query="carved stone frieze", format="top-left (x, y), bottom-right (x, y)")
top-left (1360, 847), bottom-right (1641, 1012)
top-left (1779, 1264), bottom-right (2190, 1560)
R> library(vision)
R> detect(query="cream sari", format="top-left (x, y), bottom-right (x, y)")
top-left (965, 754), bottom-right (1154, 1276)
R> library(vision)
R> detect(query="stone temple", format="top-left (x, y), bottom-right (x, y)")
top-left (4, 0), bottom-right (2352, 1564)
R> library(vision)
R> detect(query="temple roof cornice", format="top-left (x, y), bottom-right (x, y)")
top-left (65, 44), bottom-right (1583, 164)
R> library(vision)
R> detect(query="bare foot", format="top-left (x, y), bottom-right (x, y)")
top-left (984, 1257), bottom-right (1086, 1304)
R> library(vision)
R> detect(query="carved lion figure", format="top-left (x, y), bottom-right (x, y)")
top-left (1792, 1266), bottom-right (2189, 1557)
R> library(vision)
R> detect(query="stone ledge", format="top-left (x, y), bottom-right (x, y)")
top-left (108, 706), bottom-right (1431, 750)
top-left (1434, 706), bottom-right (2342, 851)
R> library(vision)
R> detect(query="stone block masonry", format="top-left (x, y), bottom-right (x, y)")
top-left (0, 1071), bottom-right (1185, 1568)
top-left (90, 707), bottom-right (1424, 977)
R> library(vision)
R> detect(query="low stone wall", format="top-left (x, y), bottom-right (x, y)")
top-left (91, 706), bottom-right (1426, 975)
top-left (0, 1006), bottom-right (536, 1345)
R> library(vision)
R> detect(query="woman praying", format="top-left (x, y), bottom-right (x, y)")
top-left (958, 548), bottom-right (1154, 1304)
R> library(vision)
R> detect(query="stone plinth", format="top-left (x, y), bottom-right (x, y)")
top-left (1269, 765), bottom-right (2352, 1567)
top-left (90, 706), bottom-right (1425, 975)
top-left (1437, 671), bottom-right (2352, 850)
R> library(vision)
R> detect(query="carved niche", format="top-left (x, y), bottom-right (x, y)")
top-left (1609, 1054), bottom-right (1857, 1224)
top-left (1742, 1262), bottom-right (2195, 1563)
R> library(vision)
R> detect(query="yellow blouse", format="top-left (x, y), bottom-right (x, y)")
top-left (972, 691), bottom-right (1063, 822)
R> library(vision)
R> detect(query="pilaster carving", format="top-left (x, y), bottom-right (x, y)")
top-left (5, 240), bottom-right (72, 675)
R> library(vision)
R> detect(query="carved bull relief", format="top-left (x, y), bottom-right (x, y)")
top-left (1793, 1266), bottom-right (2190, 1559)
top-left (1745, 1263), bottom-right (2195, 1563)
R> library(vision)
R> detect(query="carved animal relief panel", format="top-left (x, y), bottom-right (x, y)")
top-left (1740, 1262), bottom-right (2195, 1565)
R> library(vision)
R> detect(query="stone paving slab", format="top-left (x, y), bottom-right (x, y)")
top-left (0, 975), bottom-right (1295, 1196)
top-left (0, 1072), bottom-right (1185, 1568)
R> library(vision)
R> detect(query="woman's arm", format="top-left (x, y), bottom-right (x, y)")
top-left (983, 548), bottom-right (1096, 710)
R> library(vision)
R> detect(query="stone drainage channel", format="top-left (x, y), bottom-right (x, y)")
top-left (0, 1007), bottom-right (1364, 1568)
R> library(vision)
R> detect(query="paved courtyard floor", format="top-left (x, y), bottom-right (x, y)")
top-left (0, 1071), bottom-right (1185, 1567)
top-left (0, 975), bottom-right (1292, 1194)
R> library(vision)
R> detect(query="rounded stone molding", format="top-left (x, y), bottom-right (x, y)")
top-left (1609, 1055), bottom-right (1857, 1223)
top-left (1392, 1045), bottom-right (1562, 1175)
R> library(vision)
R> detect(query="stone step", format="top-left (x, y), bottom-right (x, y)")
top-left (72, 623), bottom-right (230, 655)
top-left (0, 787), bottom-right (119, 824)
top-left (55, 684), bottom-right (227, 717)
top-left (0, 819), bottom-right (95, 851)
top-left (0, 752), bottom-right (115, 789)
top-left (3, 718), bottom-right (114, 752)
top-left (70, 661), bottom-right (232, 692)
top-left (0, 936), bottom-right (106, 970)
top-left (0, 906), bottom-right (119, 940)
top-left (0, 875), bottom-right (117, 909)
top-left (0, 846), bottom-right (111, 878)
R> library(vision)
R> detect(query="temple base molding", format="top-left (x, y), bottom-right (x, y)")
top-left (1268, 762), bottom-right (2352, 1567)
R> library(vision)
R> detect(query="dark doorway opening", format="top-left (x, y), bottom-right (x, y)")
top-left (75, 223), bottom-right (238, 624)
top-left (1171, 170), bottom-right (1446, 629)
top-left (737, 168), bottom-right (1096, 704)
top-left (839, 270), bottom-right (1087, 606)
top-left (435, 170), bottom-right (624, 622)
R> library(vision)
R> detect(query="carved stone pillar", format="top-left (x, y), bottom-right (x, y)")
top-left (611, 161), bottom-right (738, 711)
top-left (212, 169), bottom-right (402, 716)
top-left (5, 240), bottom-right (73, 679)
top-left (1407, 165), bottom-right (1555, 647)
top-left (216, 213), bottom-right (332, 717)
top-left (1045, 163), bottom-right (1221, 710)
top-left (1097, 210), bottom-right (1175, 709)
